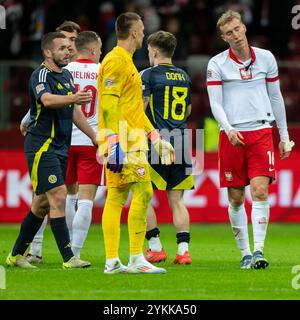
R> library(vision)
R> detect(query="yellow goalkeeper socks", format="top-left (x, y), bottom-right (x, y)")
top-left (102, 187), bottom-right (129, 259)
top-left (128, 182), bottom-right (153, 255)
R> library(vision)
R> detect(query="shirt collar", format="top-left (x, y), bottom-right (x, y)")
top-left (75, 58), bottom-right (95, 64)
top-left (229, 46), bottom-right (256, 65)
top-left (42, 62), bottom-right (54, 72)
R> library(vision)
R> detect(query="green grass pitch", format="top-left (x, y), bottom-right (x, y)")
top-left (0, 223), bottom-right (300, 300)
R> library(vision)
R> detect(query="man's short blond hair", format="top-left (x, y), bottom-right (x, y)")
top-left (217, 10), bottom-right (242, 32)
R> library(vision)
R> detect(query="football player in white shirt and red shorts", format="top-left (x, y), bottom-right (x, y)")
top-left (64, 31), bottom-right (103, 258)
top-left (207, 10), bottom-right (294, 269)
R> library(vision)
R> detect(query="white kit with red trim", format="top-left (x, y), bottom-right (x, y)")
top-left (207, 47), bottom-right (279, 126)
top-left (66, 59), bottom-right (100, 146)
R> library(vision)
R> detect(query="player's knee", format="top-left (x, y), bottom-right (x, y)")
top-left (50, 189), bottom-right (67, 211)
top-left (228, 190), bottom-right (245, 207)
top-left (36, 200), bottom-right (50, 217)
top-left (168, 197), bottom-right (184, 212)
top-left (132, 184), bottom-right (153, 209)
top-left (106, 190), bottom-right (128, 207)
top-left (252, 185), bottom-right (268, 201)
top-left (228, 197), bottom-right (244, 207)
top-left (141, 184), bottom-right (153, 206)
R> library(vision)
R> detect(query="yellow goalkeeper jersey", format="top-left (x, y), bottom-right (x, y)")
top-left (98, 46), bottom-right (147, 154)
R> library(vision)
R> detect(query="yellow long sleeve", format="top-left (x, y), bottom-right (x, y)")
top-left (144, 113), bottom-right (155, 135)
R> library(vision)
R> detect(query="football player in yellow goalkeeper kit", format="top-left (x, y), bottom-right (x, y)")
top-left (98, 12), bottom-right (174, 274)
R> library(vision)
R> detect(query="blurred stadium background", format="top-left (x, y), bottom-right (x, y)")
top-left (0, 0), bottom-right (300, 224)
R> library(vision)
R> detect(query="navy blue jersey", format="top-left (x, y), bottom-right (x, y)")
top-left (141, 64), bottom-right (192, 132)
top-left (25, 63), bottom-right (76, 157)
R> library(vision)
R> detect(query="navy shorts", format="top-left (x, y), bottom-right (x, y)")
top-left (26, 152), bottom-right (68, 195)
top-left (148, 136), bottom-right (194, 190)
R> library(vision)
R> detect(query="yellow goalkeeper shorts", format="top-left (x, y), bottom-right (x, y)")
top-left (105, 151), bottom-right (151, 188)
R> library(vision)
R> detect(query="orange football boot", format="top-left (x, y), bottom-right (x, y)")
top-left (145, 248), bottom-right (167, 263)
top-left (173, 251), bottom-right (192, 265)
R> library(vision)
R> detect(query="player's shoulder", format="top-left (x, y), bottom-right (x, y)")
top-left (62, 67), bottom-right (72, 77)
top-left (139, 66), bottom-right (155, 79)
top-left (173, 65), bottom-right (191, 81)
top-left (101, 51), bottom-right (127, 73)
top-left (103, 47), bottom-right (127, 64)
top-left (31, 64), bottom-right (50, 83)
top-left (208, 49), bottom-right (229, 66)
top-left (64, 61), bottom-right (76, 72)
top-left (252, 46), bottom-right (274, 59)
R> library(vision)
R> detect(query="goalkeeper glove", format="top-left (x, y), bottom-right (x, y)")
top-left (148, 130), bottom-right (175, 165)
top-left (107, 134), bottom-right (126, 173)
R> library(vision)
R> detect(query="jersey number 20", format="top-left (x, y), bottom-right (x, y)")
top-left (163, 86), bottom-right (188, 121)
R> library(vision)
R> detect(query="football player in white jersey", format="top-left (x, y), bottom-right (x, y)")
top-left (207, 10), bottom-right (294, 269)
top-left (63, 31), bottom-right (103, 258)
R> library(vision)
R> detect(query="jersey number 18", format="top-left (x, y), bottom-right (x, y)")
top-left (163, 86), bottom-right (188, 121)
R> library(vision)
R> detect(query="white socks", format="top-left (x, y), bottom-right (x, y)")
top-left (251, 201), bottom-right (269, 253)
top-left (29, 215), bottom-right (48, 257)
top-left (228, 203), bottom-right (251, 257)
top-left (229, 201), bottom-right (270, 257)
top-left (71, 199), bottom-right (93, 258)
top-left (148, 236), bottom-right (162, 252)
top-left (178, 242), bottom-right (189, 255)
top-left (65, 194), bottom-right (78, 242)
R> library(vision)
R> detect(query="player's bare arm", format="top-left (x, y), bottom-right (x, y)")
top-left (73, 104), bottom-right (97, 145)
top-left (40, 90), bottom-right (92, 109)
top-left (143, 96), bottom-right (150, 110)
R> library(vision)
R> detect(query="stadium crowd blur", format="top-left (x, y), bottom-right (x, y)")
top-left (0, 0), bottom-right (299, 149)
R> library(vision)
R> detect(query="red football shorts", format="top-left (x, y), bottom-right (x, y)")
top-left (218, 128), bottom-right (275, 188)
top-left (65, 146), bottom-right (104, 185)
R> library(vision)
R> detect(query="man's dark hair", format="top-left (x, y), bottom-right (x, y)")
top-left (41, 32), bottom-right (66, 50)
top-left (147, 31), bottom-right (177, 58)
top-left (115, 12), bottom-right (141, 40)
top-left (75, 31), bottom-right (101, 52)
top-left (56, 20), bottom-right (81, 34)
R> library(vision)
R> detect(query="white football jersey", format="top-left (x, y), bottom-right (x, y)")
top-left (65, 59), bottom-right (100, 146)
top-left (207, 47), bottom-right (279, 126)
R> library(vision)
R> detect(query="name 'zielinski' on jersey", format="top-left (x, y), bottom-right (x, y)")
top-left (66, 59), bottom-right (100, 146)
